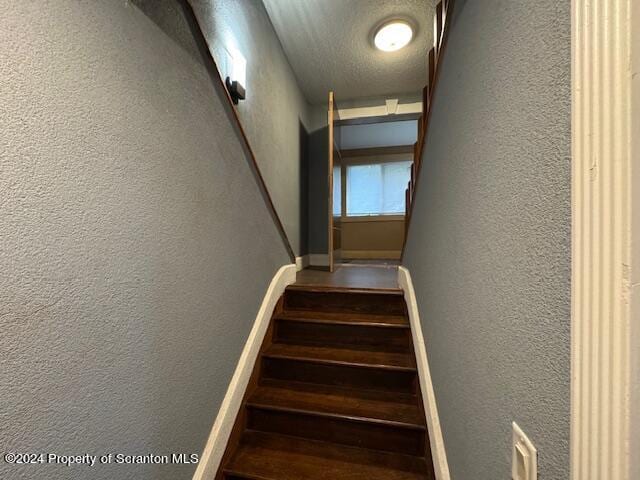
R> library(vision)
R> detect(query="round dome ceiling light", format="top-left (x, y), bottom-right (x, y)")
top-left (374, 20), bottom-right (414, 52)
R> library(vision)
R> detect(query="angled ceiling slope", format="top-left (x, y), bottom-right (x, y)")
top-left (262, 0), bottom-right (435, 104)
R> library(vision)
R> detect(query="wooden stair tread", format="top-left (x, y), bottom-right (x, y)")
top-left (277, 310), bottom-right (409, 327)
top-left (248, 381), bottom-right (424, 428)
top-left (284, 287), bottom-right (406, 316)
top-left (225, 431), bottom-right (431, 480)
top-left (263, 343), bottom-right (416, 371)
top-left (286, 284), bottom-right (403, 295)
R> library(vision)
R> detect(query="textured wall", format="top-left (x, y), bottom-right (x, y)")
top-left (188, 0), bottom-right (312, 256)
top-left (0, 1), bottom-right (290, 479)
top-left (403, 1), bottom-right (571, 478)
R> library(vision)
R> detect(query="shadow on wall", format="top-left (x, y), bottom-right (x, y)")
top-left (131, 0), bottom-right (202, 61)
top-left (306, 125), bottom-right (329, 256)
top-left (299, 120), bottom-right (310, 257)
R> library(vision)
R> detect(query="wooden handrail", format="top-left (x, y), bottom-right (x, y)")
top-left (434, 2), bottom-right (444, 54)
top-left (401, 0), bottom-right (456, 260)
top-left (179, 0), bottom-right (296, 262)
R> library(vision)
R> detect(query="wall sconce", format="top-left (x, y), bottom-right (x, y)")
top-left (225, 77), bottom-right (246, 105)
top-left (222, 47), bottom-right (247, 105)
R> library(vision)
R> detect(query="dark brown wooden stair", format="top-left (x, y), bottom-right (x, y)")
top-left (246, 380), bottom-right (425, 455)
top-left (283, 286), bottom-right (406, 316)
top-left (249, 380), bottom-right (423, 426)
top-left (274, 311), bottom-right (411, 351)
top-left (217, 285), bottom-right (434, 479)
top-left (224, 431), bottom-right (431, 480)
top-left (262, 343), bottom-right (416, 370)
top-left (275, 309), bottom-right (409, 326)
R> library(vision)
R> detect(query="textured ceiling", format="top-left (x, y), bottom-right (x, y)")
top-left (262, 0), bottom-right (435, 104)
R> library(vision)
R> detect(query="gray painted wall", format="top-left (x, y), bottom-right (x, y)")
top-left (0, 1), bottom-right (290, 479)
top-left (189, 0), bottom-right (312, 256)
top-left (307, 127), bottom-right (330, 255)
top-left (340, 120), bottom-right (418, 149)
top-left (403, 1), bottom-right (571, 479)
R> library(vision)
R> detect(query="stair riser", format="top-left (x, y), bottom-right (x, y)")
top-left (247, 408), bottom-right (425, 456)
top-left (284, 290), bottom-right (405, 316)
top-left (274, 320), bottom-right (411, 351)
top-left (262, 357), bottom-right (417, 394)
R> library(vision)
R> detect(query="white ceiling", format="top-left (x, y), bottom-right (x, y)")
top-left (262, 0), bottom-right (435, 104)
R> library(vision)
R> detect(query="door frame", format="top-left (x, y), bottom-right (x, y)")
top-left (328, 91), bottom-right (343, 272)
top-left (571, 1), bottom-right (639, 478)
top-left (328, 91), bottom-right (335, 271)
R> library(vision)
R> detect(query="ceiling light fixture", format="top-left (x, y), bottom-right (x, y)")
top-left (374, 20), bottom-right (413, 52)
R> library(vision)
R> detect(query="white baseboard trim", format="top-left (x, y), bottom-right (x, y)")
top-left (398, 266), bottom-right (450, 480)
top-left (192, 263), bottom-right (297, 480)
top-left (295, 255), bottom-right (310, 271)
top-left (308, 253), bottom-right (329, 267)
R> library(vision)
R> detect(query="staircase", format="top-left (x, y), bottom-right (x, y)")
top-left (218, 284), bottom-right (435, 480)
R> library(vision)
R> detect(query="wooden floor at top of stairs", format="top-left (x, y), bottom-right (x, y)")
top-left (293, 266), bottom-right (400, 292)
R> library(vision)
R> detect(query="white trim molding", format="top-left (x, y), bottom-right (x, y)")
top-left (192, 264), bottom-right (297, 480)
top-left (398, 266), bottom-right (450, 480)
top-left (338, 101), bottom-right (422, 120)
top-left (571, 1), bottom-right (637, 479)
top-left (630, 2), bottom-right (640, 477)
top-left (295, 255), bottom-right (310, 271)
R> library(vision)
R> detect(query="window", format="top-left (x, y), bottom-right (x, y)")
top-left (346, 161), bottom-right (412, 216)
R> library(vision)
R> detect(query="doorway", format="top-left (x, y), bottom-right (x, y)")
top-left (333, 112), bottom-right (419, 265)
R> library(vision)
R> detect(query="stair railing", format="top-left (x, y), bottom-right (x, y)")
top-left (178, 0), bottom-right (296, 263)
top-left (403, 0), bottom-right (455, 255)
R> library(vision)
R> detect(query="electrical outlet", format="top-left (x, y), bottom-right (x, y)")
top-left (512, 422), bottom-right (537, 480)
